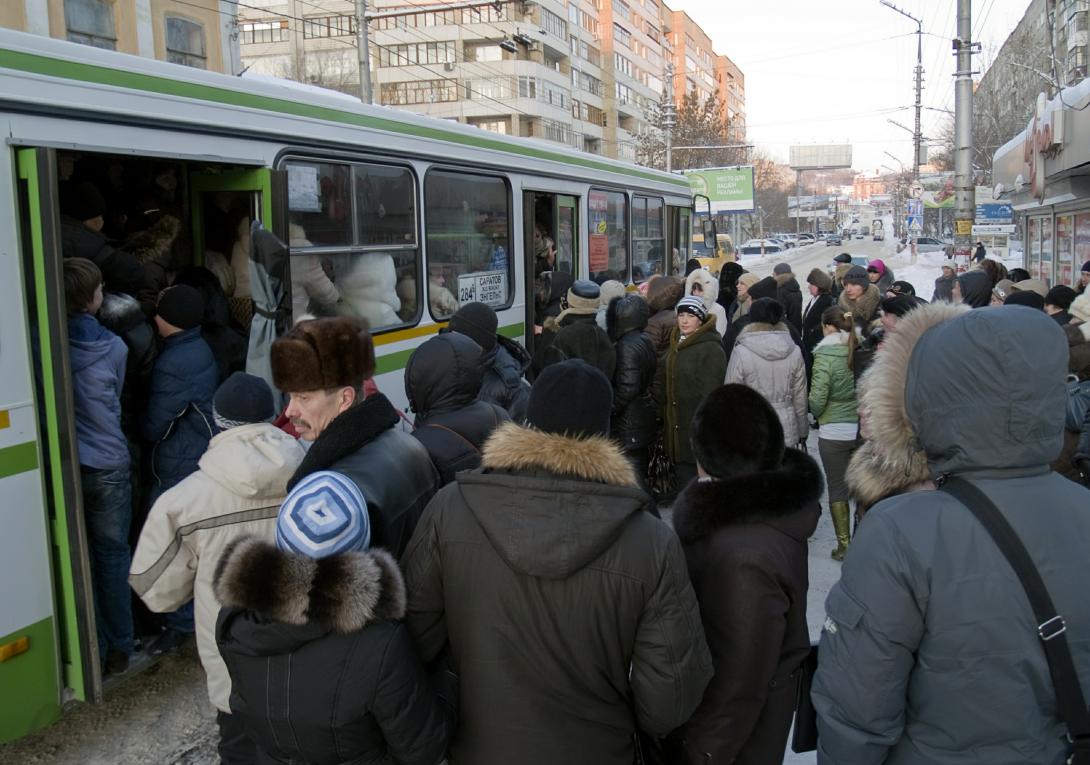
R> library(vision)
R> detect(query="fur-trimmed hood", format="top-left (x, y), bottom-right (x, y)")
top-left (214, 537), bottom-right (406, 637)
top-left (847, 301), bottom-right (969, 506)
top-left (457, 421), bottom-right (654, 579)
top-left (838, 282), bottom-right (881, 322)
top-left (685, 268), bottom-right (718, 311)
top-left (813, 330), bottom-right (851, 350)
top-left (647, 276), bottom-right (685, 315)
top-left (480, 421), bottom-right (639, 487)
top-left (672, 448), bottom-right (822, 545)
top-left (736, 321), bottom-right (796, 361)
top-left (121, 214), bottom-right (181, 267)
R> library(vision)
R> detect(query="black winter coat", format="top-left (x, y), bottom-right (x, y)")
top-left (776, 276), bottom-right (804, 333)
top-left (801, 293), bottom-right (836, 357)
top-left (61, 217), bottom-right (115, 264)
top-left (533, 313), bottom-right (615, 379)
top-left (666, 449), bottom-right (822, 765)
top-left (406, 333), bottom-right (511, 485)
top-left (479, 335), bottom-right (532, 422)
top-left (287, 394), bottom-right (440, 559)
top-left (97, 291), bottom-right (158, 429)
top-left (215, 538), bottom-right (457, 765)
top-left (607, 296), bottom-right (657, 451)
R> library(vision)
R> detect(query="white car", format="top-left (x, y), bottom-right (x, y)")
top-left (738, 239), bottom-right (784, 256)
top-left (914, 236), bottom-right (949, 254)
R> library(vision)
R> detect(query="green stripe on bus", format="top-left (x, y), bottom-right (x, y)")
top-left (0, 441), bottom-right (38, 479)
top-left (375, 321), bottom-right (525, 375)
top-left (0, 616), bottom-right (61, 745)
top-left (0, 49), bottom-right (690, 191)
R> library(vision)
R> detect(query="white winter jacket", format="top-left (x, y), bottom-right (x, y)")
top-left (129, 423), bottom-right (305, 711)
top-left (686, 268), bottom-right (728, 335)
top-left (725, 322), bottom-right (809, 445)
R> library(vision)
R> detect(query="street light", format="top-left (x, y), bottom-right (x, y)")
top-left (880, 0), bottom-right (923, 180)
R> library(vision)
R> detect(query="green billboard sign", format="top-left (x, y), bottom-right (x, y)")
top-left (683, 166), bottom-right (755, 213)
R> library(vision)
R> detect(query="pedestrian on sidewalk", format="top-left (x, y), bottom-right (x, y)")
top-left (838, 266), bottom-right (881, 324)
top-left (606, 294), bottom-right (658, 481)
top-left (772, 262), bottom-right (804, 333)
top-left (447, 302), bottom-right (531, 422)
top-left (686, 267), bottom-right (729, 335)
top-left (665, 384), bottom-right (821, 764)
top-left (933, 262), bottom-right (957, 302)
top-left (808, 305), bottom-right (860, 561)
top-left (656, 296), bottom-right (727, 488)
top-left (215, 471), bottom-right (457, 765)
top-left (403, 360), bottom-right (712, 765)
top-left (271, 316), bottom-right (440, 557)
top-left (130, 372), bottom-right (305, 764)
top-left (801, 268), bottom-right (836, 359)
top-left (814, 303), bottom-right (1090, 765)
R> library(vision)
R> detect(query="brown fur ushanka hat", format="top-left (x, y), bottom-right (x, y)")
top-left (271, 316), bottom-right (375, 392)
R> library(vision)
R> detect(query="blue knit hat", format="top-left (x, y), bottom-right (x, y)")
top-left (275, 471), bottom-right (370, 558)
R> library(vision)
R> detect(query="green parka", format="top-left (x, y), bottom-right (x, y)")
top-left (808, 331), bottom-right (858, 426)
top-left (655, 316), bottom-right (727, 464)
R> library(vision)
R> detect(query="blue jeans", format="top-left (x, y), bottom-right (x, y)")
top-left (81, 467), bottom-right (135, 658)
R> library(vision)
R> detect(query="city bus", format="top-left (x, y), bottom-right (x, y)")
top-left (0, 28), bottom-right (695, 742)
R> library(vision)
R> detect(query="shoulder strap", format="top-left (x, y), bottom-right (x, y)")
top-left (940, 476), bottom-right (1090, 750)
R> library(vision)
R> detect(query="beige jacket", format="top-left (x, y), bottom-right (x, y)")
top-left (129, 423), bottom-right (305, 711)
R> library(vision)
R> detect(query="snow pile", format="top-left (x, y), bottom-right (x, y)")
top-left (884, 250), bottom-right (945, 302)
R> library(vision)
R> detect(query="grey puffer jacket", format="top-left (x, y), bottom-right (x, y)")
top-left (725, 322), bottom-right (808, 445)
top-left (814, 304), bottom-right (1090, 765)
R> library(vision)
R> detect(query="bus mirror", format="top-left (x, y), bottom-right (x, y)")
top-left (702, 219), bottom-right (716, 242)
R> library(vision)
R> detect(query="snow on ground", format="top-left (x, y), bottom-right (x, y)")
top-left (894, 250), bottom-right (948, 302)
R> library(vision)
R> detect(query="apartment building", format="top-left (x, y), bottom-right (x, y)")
top-left (236, 0), bottom-right (741, 164)
top-left (1, 0), bottom-right (239, 73)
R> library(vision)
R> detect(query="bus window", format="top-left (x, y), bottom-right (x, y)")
top-left (668, 205), bottom-right (692, 276)
top-left (632, 196), bottom-right (664, 283)
top-left (589, 188), bottom-right (628, 284)
top-left (424, 170), bottom-right (512, 321)
top-left (285, 160), bottom-right (420, 329)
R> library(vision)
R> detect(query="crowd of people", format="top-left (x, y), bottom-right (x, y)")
top-left (62, 221), bottom-right (1090, 764)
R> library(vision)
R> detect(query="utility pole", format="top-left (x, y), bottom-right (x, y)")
top-left (953, 0), bottom-right (976, 267)
top-left (355, 0), bottom-right (373, 104)
top-left (664, 63), bottom-right (676, 173)
top-left (795, 170), bottom-right (802, 238)
top-left (880, 1), bottom-right (923, 179)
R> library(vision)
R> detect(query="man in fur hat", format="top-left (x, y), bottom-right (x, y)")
top-left (403, 360), bottom-right (712, 765)
top-left (271, 316), bottom-right (439, 557)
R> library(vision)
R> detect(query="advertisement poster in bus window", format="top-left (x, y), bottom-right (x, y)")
top-left (1075, 214), bottom-right (1090, 275)
top-left (1040, 216), bottom-right (1054, 284)
top-left (589, 234), bottom-right (609, 272)
top-left (1028, 218), bottom-right (1041, 279)
top-left (1056, 215), bottom-right (1074, 286)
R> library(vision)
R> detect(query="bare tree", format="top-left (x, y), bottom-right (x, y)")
top-left (636, 92), bottom-right (744, 170)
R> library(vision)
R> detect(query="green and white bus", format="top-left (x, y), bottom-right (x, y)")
top-left (0, 28), bottom-right (695, 742)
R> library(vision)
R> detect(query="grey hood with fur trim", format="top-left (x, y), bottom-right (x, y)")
top-left (814, 304), bottom-right (1090, 765)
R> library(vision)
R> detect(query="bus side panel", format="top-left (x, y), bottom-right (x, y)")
top-left (0, 151), bottom-right (61, 743)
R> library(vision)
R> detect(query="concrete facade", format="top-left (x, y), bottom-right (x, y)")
top-left (237, 0), bottom-right (742, 165)
top-left (1, 0), bottom-right (239, 73)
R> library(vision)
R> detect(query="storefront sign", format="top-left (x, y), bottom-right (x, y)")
top-left (971, 224), bottom-right (1016, 234)
top-left (457, 270), bottom-right (507, 308)
top-left (975, 203), bottom-right (1014, 224)
top-left (1023, 92), bottom-right (1066, 202)
top-left (955, 220), bottom-right (973, 236)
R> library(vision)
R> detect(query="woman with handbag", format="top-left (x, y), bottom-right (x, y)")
top-left (653, 296), bottom-right (726, 490)
top-left (665, 385), bottom-right (822, 764)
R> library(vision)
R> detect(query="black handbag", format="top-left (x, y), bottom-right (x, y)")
top-left (791, 642), bottom-right (820, 753)
top-left (646, 433), bottom-right (677, 499)
top-left (940, 476), bottom-right (1090, 764)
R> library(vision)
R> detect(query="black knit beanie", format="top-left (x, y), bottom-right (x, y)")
top-left (528, 359), bottom-right (612, 438)
top-left (448, 301), bottom-right (498, 352)
top-left (156, 284), bottom-right (204, 330)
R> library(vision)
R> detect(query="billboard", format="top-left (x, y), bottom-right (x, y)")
top-left (788, 195), bottom-right (831, 219)
top-left (684, 166), bottom-right (755, 213)
top-left (789, 144), bottom-right (853, 170)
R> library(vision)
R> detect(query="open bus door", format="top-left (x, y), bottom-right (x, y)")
top-left (522, 191), bottom-right (578, 353)
top-left (7, 147), bottom-right (94, 742)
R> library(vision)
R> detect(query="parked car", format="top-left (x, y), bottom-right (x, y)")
top-left (798, 233), bottom-right (816, 244)
top-left (854, 230), bottom-right (867, 239)
top-left (825, 233), bottom-right (843, 246)
top-left (850, 256), bottom-right (869, 269)
top-left (873, 228), bottom-right (885, 241)
top-left (738, 239), bottom-right (785, 256)
top-left (914, 236), bottom-right (949, 254)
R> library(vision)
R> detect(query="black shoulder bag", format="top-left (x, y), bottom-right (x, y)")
top-left (940, 476), bottom-right (1090, 765)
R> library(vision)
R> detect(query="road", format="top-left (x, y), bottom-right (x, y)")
top-left (742, 235), bottom-right (899, 280)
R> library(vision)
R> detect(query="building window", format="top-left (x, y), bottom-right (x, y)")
top-left (65, 0), bottom-right (116, 50)
top-left (468, 117), bottom-right (509, 134)
top-left (303, 15), bottom-right (355, 38)
top-left (615, 53), bottom-right (633, 77)
top-left (379, 41), bottom-right (457, 67)
top-left (424, 171), bottom-right (512, 320)
top-left (464, 42), bottom-right (503, 62)
top-left (541, 7), bottom-right (568, 38)
top-left (240, 20), bottom-right (289, 44)
top-left (166, 17), bottom-right (206, 69)
top-left (379, 79), bottom-right (459, 105)
top-left (613, 23), bottom-right (631, 48)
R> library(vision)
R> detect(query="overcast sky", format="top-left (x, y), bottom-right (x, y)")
top-left (666, 0), bottom-right (1033, 173)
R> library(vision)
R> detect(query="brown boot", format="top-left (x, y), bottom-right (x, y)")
top-left (830, 501), bottom-right (851, 561)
